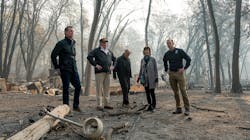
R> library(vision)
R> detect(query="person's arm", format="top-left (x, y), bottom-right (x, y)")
top-left (129, 60), bottom-right (132, 78)
top-left (153, 58), bottom-right (158, 83)
top-left (111, 52), bottom-right (116, 66)
top-left (163, 53), bottom-right (169, 72)
top-left (137, 59), bottom-right (143, 83)
top-left (181, 49), bottom-right (191, 70)
top-left (87, 49), bottom-right (97, 66)
top-left (51, 42), bottom-right (62, 69)
top-left (113, 58), bottom-right (120, 79)
top-left (109, 52), bottom-right (116, 79)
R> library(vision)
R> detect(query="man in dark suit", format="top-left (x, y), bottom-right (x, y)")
top-left (51, 26), bottom-right (81, 112)
top-left (114, 50), bottom-right (132, 106)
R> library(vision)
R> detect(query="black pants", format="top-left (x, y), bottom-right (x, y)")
top-left (60, 70), bottom-right (81, 109)
top-left (144, 87), bottom-right (156, 108)
top-left (118, 76), bottom-right (130, 105)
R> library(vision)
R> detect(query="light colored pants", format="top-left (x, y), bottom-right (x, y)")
top-left (95, 73), bottom-right (110, 107)
top-left (169, 71), bottom-right (190, 110)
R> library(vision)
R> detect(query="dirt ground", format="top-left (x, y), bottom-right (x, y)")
top-left (0, 89), bottom-right (250, 140)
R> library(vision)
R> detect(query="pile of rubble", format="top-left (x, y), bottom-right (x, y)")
top-left (0, 76), bottom-right (62, 96)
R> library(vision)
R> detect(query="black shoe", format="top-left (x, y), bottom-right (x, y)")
top-left (122, 104), bottom-right (130, 108)
top-left (123, 102), bottom-right (129, 105)
top-left (152, 105), bottom-right (156, 110)
top-left (104, 105), bottom-right (113, 110)
top-left (96, 106), bottom-right (104, 111)
top-left (184, 109), bottom-right (190, 116)
top-left (73, 107), bottom-right (82, 112)
top-left (147, 105), bottom-right (154, 112)
top-left (173, 108), bottom-right (182, 114)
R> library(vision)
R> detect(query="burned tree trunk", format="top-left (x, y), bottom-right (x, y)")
top-left (145, 0), bottom-right (152, 47)
top-left (231, 0), bottom-right (242, 93)
top-left (201, 0), bottom-right (214, 89)
top-left (84, 0), bottom-right (102, 96)
top-left (207, 0), bottom-right (221, 93)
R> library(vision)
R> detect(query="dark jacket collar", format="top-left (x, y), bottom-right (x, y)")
top-left (64, 37), bottom-right (75, 45)
top-left (169, 47), bottom-right (176, 52)
top-left (121, 54), bottom-right (129, 60)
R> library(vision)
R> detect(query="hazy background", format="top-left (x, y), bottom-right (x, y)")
top-left (0, 0), bottom-right (250, 93)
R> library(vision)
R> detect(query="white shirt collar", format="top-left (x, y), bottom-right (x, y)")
top-left (101, 47), bottom-right (109, 54)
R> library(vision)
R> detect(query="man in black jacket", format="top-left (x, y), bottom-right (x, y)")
top-left (51, 26), bottom-right (81, 112)
top-left (114, 50), bottom-right (132, 106)
top-left (163, 39), bottom-right (191, 116)
top-left (87, 38), bottom-right (116, 110)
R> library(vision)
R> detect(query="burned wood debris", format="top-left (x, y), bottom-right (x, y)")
top-left (0, 76), bottom-right (62, 96)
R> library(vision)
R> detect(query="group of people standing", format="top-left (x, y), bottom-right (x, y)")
top-left (51, 26), bottom-right (191, 116)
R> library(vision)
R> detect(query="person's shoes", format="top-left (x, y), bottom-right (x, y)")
top-left (146, 105), bottom-right (154, 112)
top-left (104, 105), bottom-right (113, 110)
top-left (122, 103), bottom-right (130, 108)
top-left (184, 109), bottom-right (190, 116)
top-left (73, 107), bottom-right (82, 112)
top-left (96, 106), bottom-right (104, 111)
top-left (152, 105), bottom-right (156, 110)
top-left (172, 108), bottom-right (182, 114)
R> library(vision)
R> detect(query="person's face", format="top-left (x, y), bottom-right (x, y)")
top-left (100, 41), bottom-right (107, 49)
top-left (144, 49), bottom-right (150, 56)
top-left (167, 40), bottom-right (174, 50)
top-left (65, 28), bottom-right (74, 39)
top-left (124, 52), bottom-right (130, 59)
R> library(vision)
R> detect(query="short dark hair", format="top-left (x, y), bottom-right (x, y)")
top-left (143, 46), bottom-right (151, 55)
top-left (64, 26), bottom-right (73, 32)
top-left (143, 46), bottom-right (151, 52)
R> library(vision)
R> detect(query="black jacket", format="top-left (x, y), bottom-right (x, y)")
top-left (51, 37), bottom-right (78, 72)
top-left (163, 48), bottom-right (191, 72)
top-left (114, 54), bottom-right (132, 79)
top-left (87, 47), bottom-right (116, 74)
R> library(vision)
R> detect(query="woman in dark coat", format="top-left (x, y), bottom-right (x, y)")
top-left (137, 47), bottom-right (158, 111)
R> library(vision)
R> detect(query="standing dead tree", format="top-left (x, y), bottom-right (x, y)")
top-left (0, 0), bottom-right (27, 79)
top-left (231, 0), bottom-right (243, 93)
top-left (84, 0), bottom-right (102, 96)
top-left (207, 0), bottom-right (221, 93)
top-left (145, 0), bottom-right (152, 47)
top-left (19, 0), bottom-right (69, 81)
top-left (108, 12), bottom-right (134, 51)
top-left (93, 0), bottom-right (118, 49)
top-left (200, 0), bottom-right (214, 89)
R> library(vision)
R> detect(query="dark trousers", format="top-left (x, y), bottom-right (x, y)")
top-left (145, 87), bottom-right (156, 108)
top-left (60, 70), bottom-right (81, 108)
top-left (118, 76), bottom-right (130, 105)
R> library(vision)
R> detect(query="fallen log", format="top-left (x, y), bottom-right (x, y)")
top-left (237, 126), bottom-right (250, 130)
top-left (108, 104), bottom-right (146, 116)
top-left (191, 104), bottom-right (226, 113)
top-left (7, 105), bottom-right (70, 140)
top-left (108, 110), bottom-right (141, 116)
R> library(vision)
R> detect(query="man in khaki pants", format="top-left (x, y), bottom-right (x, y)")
top-left (163, 39), bottom-right (191, 116)
top-left (87, 38), bottom-right (116, 110)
